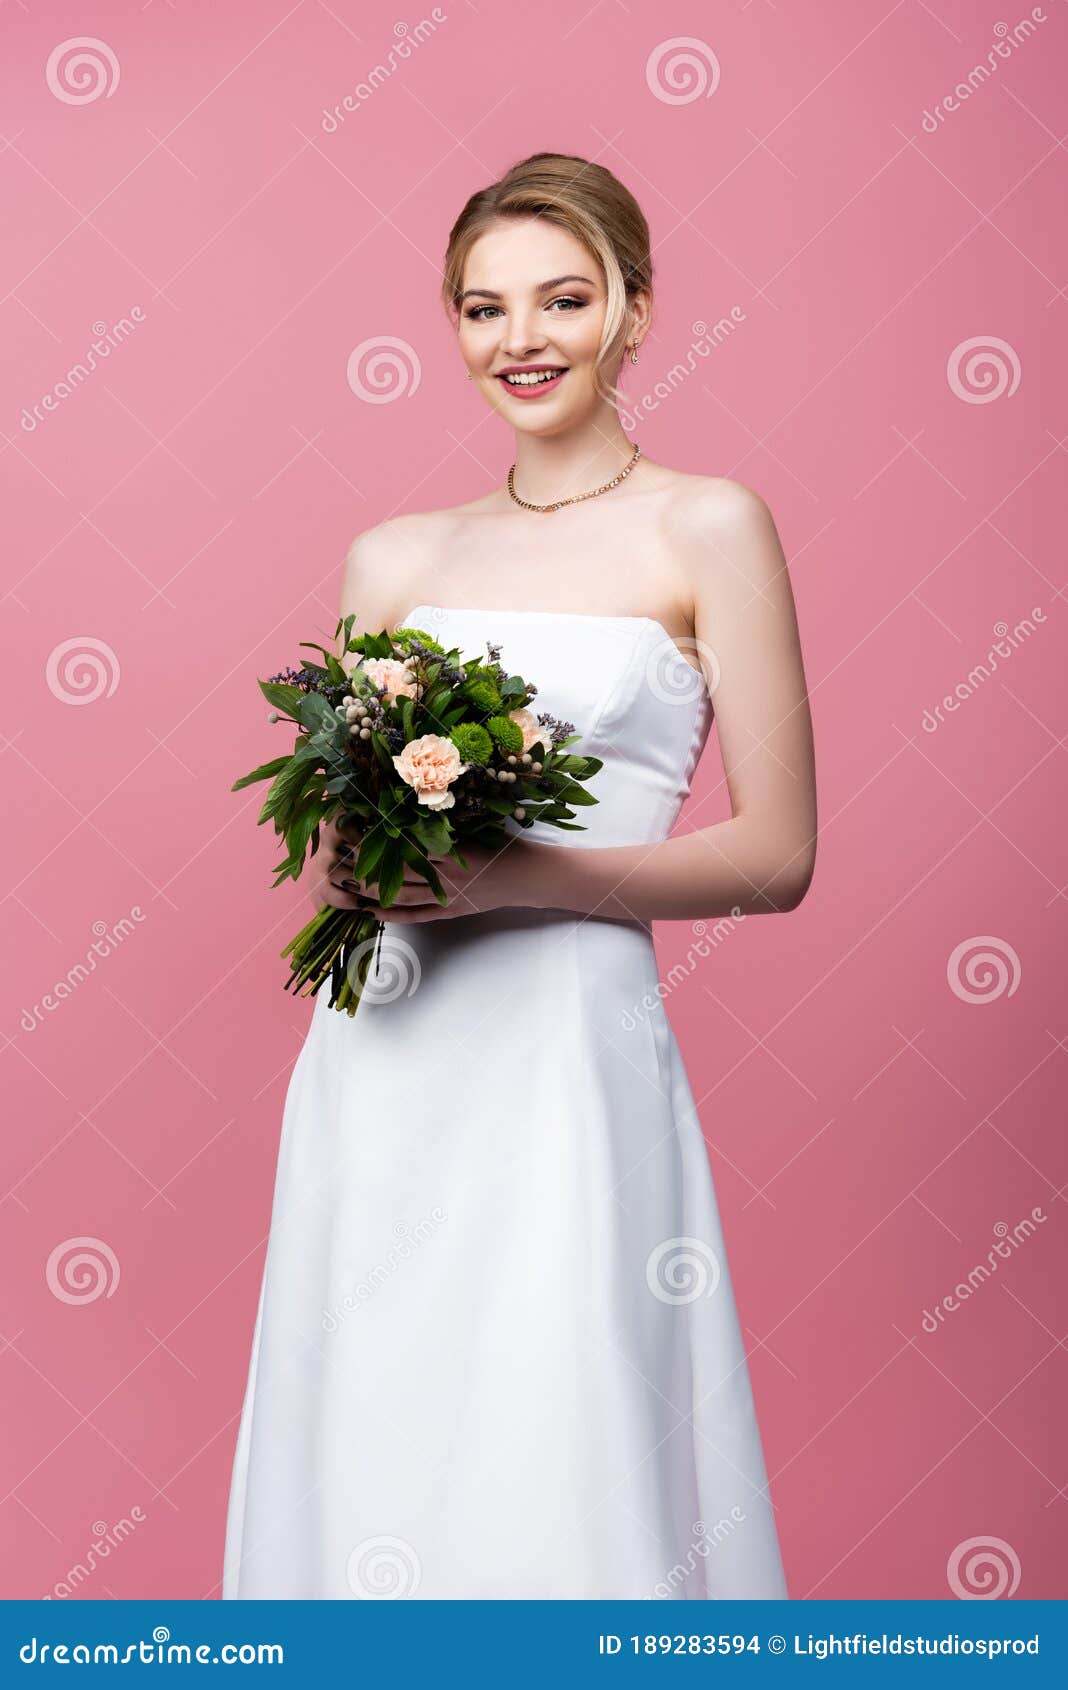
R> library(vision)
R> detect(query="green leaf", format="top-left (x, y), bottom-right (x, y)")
top-left (231, 754), bottom-right (290, 792)
top-left (376, 841), bottom-right (406, 907)
top-left (258, 680), bottom-right (302, 716)
top-left (410, 812), bottom-right (452, 858)
top-left (554, 753), bottom-right (601, 776)
top-left (370, 730), bottom-right (397, 776)
top-left (259, 755), bottom-right (317, 825)
top-left (353, 827), bottom-right (389, 882)
top-left (282, 799), bottom-right (323, 866)
top-left (554, 781), bottom-right (598, 806)
top-left (398, 836), bottom-right (447, 904)
top-left (298, 691), bottom-right (336, 733)
top-left (420, 681), bottom-right (452, 717)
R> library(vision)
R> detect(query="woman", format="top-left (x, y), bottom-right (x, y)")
top-left (223, 152), bottom-right (816, 1601)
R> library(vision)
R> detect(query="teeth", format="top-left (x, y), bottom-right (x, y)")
top-left (502, 369), bottom-right (564, 386)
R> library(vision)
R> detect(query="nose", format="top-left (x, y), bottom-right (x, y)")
top-left (498, 308), bottom-right (547, 361)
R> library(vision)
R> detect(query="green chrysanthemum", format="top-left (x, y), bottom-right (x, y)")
top-left (486, 714), bottom-right (523, 755)
top-left (449, 723), bottom-right (493, 766)
top-left (393, 626), bottom-right (445, 654)
top-left (464, 677), bottom-right (503, 713)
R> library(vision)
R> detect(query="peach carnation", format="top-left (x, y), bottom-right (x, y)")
top-left (392, 734), bottom-right (469, 810)
top-left (509, 707), bottom-right (543, 753)
top-left (361, 656), bottom-right (419, 702)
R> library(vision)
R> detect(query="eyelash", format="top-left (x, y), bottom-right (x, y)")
top-left (463, 296), bottom-right (588, 321)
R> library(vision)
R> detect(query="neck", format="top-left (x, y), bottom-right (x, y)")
top-left (508, 405), bottom-right (637, 505)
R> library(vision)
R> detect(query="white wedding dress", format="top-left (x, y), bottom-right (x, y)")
top-left (223, 605), bottom-right (788, 1601)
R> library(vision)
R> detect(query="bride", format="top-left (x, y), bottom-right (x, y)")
top-left (223, 151), bottom-right (817, 1601)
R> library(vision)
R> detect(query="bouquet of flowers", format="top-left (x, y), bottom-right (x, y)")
top-left (233, 613), bottom-right (602, 1016)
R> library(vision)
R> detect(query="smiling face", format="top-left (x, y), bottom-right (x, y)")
top-left (456, 217), bottom-right (623, 433)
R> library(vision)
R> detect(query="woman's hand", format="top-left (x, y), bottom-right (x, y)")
top-left (311, 813), bottom-right (370, 912)
top-left (354, 834), bottom-right (540, 925)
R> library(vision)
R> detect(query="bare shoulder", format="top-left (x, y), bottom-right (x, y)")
top-left (662, 472), bottom-right (789, 604)
top-left (674, 472), bottom-right (779, 544)
top-left (343, 509), bottom-right (447, 574)
top-left (342, 509), bottom-right (452, 625)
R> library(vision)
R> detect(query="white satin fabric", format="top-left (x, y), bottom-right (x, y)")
top-left (223, 606), bottom-right (788, 1600)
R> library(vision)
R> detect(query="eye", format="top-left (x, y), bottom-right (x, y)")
top-left (463, 295), bottom-right (589, 320)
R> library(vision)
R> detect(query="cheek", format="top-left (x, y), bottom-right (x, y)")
top-left (557, 308), bottom-right (606, 358)
top-left (458, 323), bottom-right (493, 367)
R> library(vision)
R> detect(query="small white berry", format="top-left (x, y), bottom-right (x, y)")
top-left (267, 710), bottom-right (279, 724)
top-left (521, 752), bottom-right (532, 765)
top-left (532, 761), bottom-right (543, 773)
top-left (507, 754), bottom-right (517, 765)
top-left (359, 727), bottom-right (371, 739)
top-left (514, 806), bottom-right (526, 820)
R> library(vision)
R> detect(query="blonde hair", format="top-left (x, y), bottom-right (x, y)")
top-left (441, 151), bottom-right (652, 406)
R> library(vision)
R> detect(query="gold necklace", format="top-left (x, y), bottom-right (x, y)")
top-left (507, 442), bottom-right (642, 513)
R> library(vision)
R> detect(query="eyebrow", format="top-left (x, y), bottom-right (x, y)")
top-left (457, 274), bottom-right (597, 303)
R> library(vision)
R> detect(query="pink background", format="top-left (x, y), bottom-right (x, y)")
top-left (2, 0), bottom-right (1064, 1602)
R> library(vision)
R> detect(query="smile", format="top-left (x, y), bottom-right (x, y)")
top-left (496, 367), bottom-right (569, 397)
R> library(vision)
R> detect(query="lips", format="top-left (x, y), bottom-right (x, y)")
top-left (495, 366), bottom-right (569, 398)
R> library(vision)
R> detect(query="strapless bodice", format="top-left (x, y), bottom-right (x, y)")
top-left (402, 605), bottom-right (714, 848)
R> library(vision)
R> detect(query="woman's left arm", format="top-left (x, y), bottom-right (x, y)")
top-left (508, 480), bottom-right (817, 924)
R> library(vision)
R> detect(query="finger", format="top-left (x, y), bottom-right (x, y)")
top-left (372, 903), bottom-right (444, 924)
top-left (385, 884), bottom-right (441, 906)
top-left (322, 889), bottom-right (369, 911)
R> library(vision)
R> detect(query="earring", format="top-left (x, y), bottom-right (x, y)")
top-left (629, 344), bottom-right (639, 365)
top-left (465, 370), bottom-right (473, 380)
